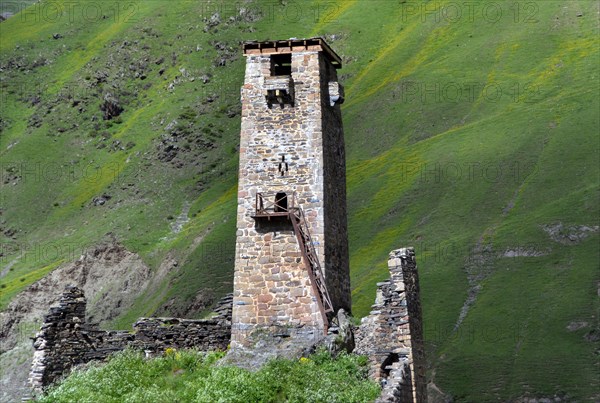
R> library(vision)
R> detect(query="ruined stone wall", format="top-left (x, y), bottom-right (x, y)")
top-left (133, 316), bottom-right (230, 352)
top-left (376, 359), bottom-right (414, 403)
top-left (233, 47), bottom-right (347, 346)
top-left (355, 248), bottom-right (427, 403)
top-left (29, 287), bottom-right (231, 394)
top-left (395, 249), bottom-right (427, 400)
top-left (29, 287), bottom-right (133, 394)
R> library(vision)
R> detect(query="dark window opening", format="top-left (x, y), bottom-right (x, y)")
top-left (274, 192), bottom-right (288, 212)
top-left (380, 353), bottom-right (400, 381)
top-left (271, 54), bottom-right (292, 76)
top-left (278, 155), bottom-right (289, 176)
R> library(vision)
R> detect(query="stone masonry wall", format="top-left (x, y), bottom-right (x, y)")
top-left (29, 287), bottom-right (231, 395)
top-left (233, 51), bottom-right (324, 345)
top-left (355, 248), bottom-right (427, 403)
top-left (319, 52), bottom-right (350, 312)
top-left (376, 358), bottom-right (414, 403)
top-left (232, 41), bottom-right (349, 346)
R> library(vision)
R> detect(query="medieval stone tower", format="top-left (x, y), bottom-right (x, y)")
top-left (231, 38), bottom-right (349, 347)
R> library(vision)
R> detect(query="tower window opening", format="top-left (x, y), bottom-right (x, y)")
top-left (270, 54), bottom-right (292, 76)
top-left (278, 155), bottom-right (289, 176)
top-left (274, 192), bottom-right (288, 212)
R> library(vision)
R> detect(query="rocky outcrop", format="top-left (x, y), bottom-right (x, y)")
top-left (100, 92), bottom-right (123, 120)
top-left (542, 222), bottom-right (599, 245)
top-left (0, 242), bottom-right (152, 351)
top-left (319, 308), bottom-right (355, 356)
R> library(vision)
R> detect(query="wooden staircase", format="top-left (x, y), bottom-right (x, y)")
top-left (289, 207), bottom-right (334, 320)
top-left (252, 192), bottom-right (334, 324)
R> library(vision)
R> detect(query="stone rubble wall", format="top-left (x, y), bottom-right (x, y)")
top-left (29, 287), bottom-right (232, 395)
top-left (376, 359), bottom-right (413, 403)
top-left (133, 316), bottom-right (230, 353)
top-left (355, 248), bottom-right (427, 403)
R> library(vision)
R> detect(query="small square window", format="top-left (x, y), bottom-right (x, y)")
top-left (270, 54), bottom-right (292, 76)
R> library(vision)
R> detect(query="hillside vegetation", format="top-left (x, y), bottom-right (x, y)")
top-left (37, 349), bottom-right (379, 403)
top-left (1, 0), bottom-right (598, 400)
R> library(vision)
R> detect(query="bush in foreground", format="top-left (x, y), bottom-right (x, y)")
top-left (37, 349), bottom-right (380, 403)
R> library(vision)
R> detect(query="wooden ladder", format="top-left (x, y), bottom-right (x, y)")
top-left (289, 208), bottom-right (334, 322)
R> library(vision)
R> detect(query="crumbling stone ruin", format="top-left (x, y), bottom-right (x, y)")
top-left (355, 248), bottom-right (427, 402)
top-left (28, 287), bottom-right (231, 396)
top-left (28, 247), bottom-right (426, 402)
top-left (26, 38), bottom-right (427, 402)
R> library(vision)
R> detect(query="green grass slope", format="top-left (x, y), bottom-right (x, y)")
top-left (1, 0), bottom-right (598, 400)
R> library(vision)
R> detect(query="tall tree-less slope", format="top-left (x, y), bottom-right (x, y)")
top-left (0, 0), bottom-right (598, 400)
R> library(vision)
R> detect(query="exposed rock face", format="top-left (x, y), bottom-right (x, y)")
top-left (542, 222), bottom-right (599, 245)
top-left (1, 242), bottom-right (152, 350)
top-left (319, 308), bottom-right (355, 356)
top-left (355, 248), bottom-right (427, 403)
top-left (223, 307), bottom-right (356, 371)
top-left (222, 324), bottom-right (323, 371)
top-left (29, 288), bottom-right (232, 396)
top-left (100, 92), bottom-right (123, 120)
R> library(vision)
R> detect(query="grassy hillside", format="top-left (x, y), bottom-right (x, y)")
top-left (1, 0), bottom-right (598, 400)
